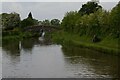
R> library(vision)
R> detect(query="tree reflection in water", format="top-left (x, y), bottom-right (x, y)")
top-left (62, 45), bottom-right (119, 78)
top-left (2, 37), bottom-right (52, 59)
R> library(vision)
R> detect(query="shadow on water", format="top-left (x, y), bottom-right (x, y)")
top-left (62, 45), bottom-right (120, 78)
top-left (2, 37), bottom-right (52, 53)
top-left (2, 40), bottom-right (20, 56)
top-left (2, 37), bottom-right (52, 62)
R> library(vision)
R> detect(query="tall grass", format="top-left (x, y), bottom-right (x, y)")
top-left (51, 31), bottom-right (120, 56)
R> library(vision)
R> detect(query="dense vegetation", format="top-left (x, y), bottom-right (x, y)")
top-left (1, 12), bottom-right (20, 30)
top-left (1, 12), bottom-right (60, 41)
top-left (52, 1), bottom-right (120, 55)
top-left (61, 1), bottom-right (120, 39)
top-left (21, 12), bottom-right (39, 28)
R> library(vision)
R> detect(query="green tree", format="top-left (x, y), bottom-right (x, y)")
top-left (78, 1), bottom-right (102, 15)
top-left (109, 1), bottom-right (120, 38)
top-left (21, 12), bottom-right (38, 28)
top-left (1, 12), bottom-right (20, 30)
top-left (38, 21), bottom-right (43, 25)
top-left (51, 19), bottom-right (60, 27)
top-left (28, 12), bottom-right (33, 19)
top-left (61, 11), bottom-right (78, 32)
top-left (42, 19), bottom-right (51, 26)
top-left (96, 9), bottom-right (110, 37)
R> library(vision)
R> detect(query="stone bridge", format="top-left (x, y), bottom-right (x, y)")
top-left (24, 25), bottom-right (59, 33)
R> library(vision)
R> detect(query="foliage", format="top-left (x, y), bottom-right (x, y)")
top-left (61, 1), bottom-right (120, 40)
top-left (1, 12), bottom-right (20, 30)
top-left (28, 12), bottom-right (33, 19)
top-left (109, 1), bottom-right (120, 38)
top-left (42, 19), bottom-right (51, 26)
top-left (20, 12), bottom-right (38, 28)
top-left (61, 11), bottom-right (79, 32)
top-left (21, 18), bottom-right (38, 28)
top-left (38, 21), bottom-right (43, 25)
top-left (51, 31), bottom-right (119, 55)
top-left (51, 19), bottom-right (60, 27)
top-left (78, 1), bottom-right (102, 15)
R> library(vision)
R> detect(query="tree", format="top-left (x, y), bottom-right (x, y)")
top-left (96, 9), bottom-right (110, 36)
top-left (21, 12), bottom-right (38, 28)
top-left (21, 18), bottom-right (38, 28)
top-left (61, 11), bottom-right (78, 32)
top-left (109, 1), bottom-right (120, 38)
top-left (1, 12), bottom-right (21, 30)
top-left (51, 19), bottom-right (60, 27)
top-left (42, 19), bottom-right (51, 26)
top-left (78, 1), bottom-right (102, 15)
top-left (38, 21), bottom-right (43, 25)
top-left (28, 12), bottom-right (33, 19)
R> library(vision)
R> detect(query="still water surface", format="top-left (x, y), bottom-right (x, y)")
top-left (2, 38), bottom-right (119, 78)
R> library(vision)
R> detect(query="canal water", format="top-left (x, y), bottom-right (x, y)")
top-left (2, 37), bottom-right (119, 78)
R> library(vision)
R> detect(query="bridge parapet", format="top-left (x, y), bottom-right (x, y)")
top-left (24, 25), bottom-right (58, 33)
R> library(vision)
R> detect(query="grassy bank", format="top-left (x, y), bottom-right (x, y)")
top-left (2, 31), bottom-right (40, 42)
top-left (51, 31), bottom-right (120, 56)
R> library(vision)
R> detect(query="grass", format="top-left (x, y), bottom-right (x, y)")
top-left (2, 30), bottom-right (119, 56)
top-left (51, 31), bottom-right (120, 56)
top-left (2, 31), bottom-right (40, 41)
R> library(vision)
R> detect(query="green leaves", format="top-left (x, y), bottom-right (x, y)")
top-left (20, 12), bottom-right (38, 28)
top-left (42, 19), bottom-right (51, 26)
top-left (109, 2), bottom-right (120, 38)
top-left (61, 1), bottom-right (120, 39)
top-left (1, 12), bottom-right (20, 30)
top-left (61, 11), bottom-right (78, 32)
top-left (78, 1), bottom-right (102, 15)
top-left (51, 19), bottom-right (60, 27)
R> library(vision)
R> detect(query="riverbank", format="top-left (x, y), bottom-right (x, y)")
top-left (2, 30), bottom-right (120, 56)
top-left (2, 31), bottom-right (40, 41)
top-left (51, 31), bottom-right (120, 56)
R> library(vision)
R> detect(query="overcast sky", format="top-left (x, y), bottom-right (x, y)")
top-left (1, 2), bottom-right (119, 21)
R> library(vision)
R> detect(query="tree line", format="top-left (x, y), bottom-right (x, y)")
top-left (1, 1), bottom-right (120, 40)
top-left (61, 1), bottom-right (120, 39)
top-left (1, 12), bottom-right (60, 31)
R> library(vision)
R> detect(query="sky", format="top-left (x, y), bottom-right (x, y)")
top-left (1, 0), bottom-right (120, 2)
top-left (1, 2), bottom-right (119, 21)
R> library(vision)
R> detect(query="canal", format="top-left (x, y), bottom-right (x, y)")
top-left (2, 37), bottom-right (119, 78)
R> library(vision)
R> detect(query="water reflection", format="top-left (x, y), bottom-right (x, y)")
top-left (2, 37), bottom-right (120, 78)
top-left (2, 40), bottom-right (21, 66)
top-left (2, 37), bottom-right (52, 53)
top-left (62, 45), bottom-right (119, 78)
top-left (21, 38), bottom-right (35, 51)
top-left (2, 37), bottom-right (66, 78)
top-left (2, 40), bottom-right (20, 56)
top-left (2, 37), bottom-right (52, 64)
